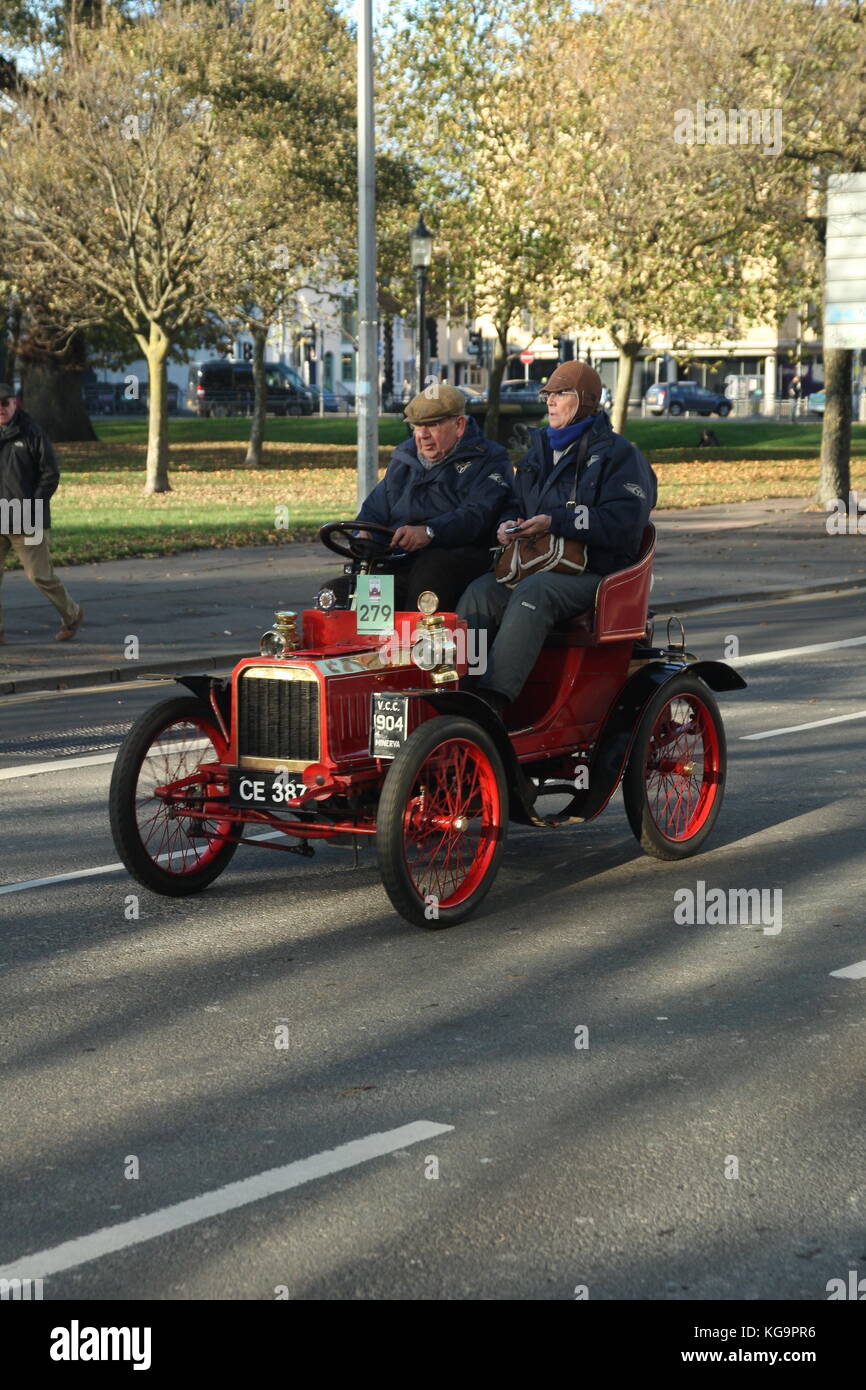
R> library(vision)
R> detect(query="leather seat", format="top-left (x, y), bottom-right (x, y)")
top-left (543, 524), bottom-right (656, 648)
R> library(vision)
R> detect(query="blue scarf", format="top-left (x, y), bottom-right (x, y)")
top-left (546, 414), bottom-right (594, 453)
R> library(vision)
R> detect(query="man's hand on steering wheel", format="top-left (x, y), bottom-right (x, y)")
top-left (391, 524), bottom-right (431, 553)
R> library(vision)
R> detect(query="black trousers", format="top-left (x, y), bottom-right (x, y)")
top-left (328, 545), bottom-right (494, 612)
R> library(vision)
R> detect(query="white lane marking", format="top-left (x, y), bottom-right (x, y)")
top-left (830, 960), bottom-right (866, 980)
top-left (0, 832), bottom-right (285, 896)
top-left (741, 710), bottom-right (866, 741)
top-left (729, 635), bottom-right (866, 668)
top-left (0, 736), bottom-right (215, 782)
top-left (0, 1121), bottom-right (454, 1281)
top-left (0, 751), bottom-right (119, 779)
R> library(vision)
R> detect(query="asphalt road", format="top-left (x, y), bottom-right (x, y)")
top-left (1, 587), bottom-right (865, 1301)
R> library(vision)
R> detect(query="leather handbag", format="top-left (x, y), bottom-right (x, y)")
top-left (494, 431), bottom-right (593, 588)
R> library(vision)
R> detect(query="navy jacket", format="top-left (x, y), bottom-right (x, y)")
top-left (0, 409), bottom-right (60, 529)
top-left (502, 412), bottom-right (657, 575)
top-left (356, 416), bottom-right (513, 548)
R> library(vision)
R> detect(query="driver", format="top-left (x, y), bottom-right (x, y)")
top-left (329, 384), bottom-right (513, 611)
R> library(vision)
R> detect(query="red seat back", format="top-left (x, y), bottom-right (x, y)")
top-left (544, 524), bottom-right (656, 647)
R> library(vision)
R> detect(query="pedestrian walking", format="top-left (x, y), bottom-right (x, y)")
top-left (0, 385), bottom-right (84, 643)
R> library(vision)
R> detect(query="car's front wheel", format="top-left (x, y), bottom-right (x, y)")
top-left (717, 402), bottom-right (731, 417)
top-left (377, 717), bottom-right (508, 927)
top-left (110, 696), bottom-right (238, 896)
top-left (668, 401), bottom-right (684, 416)
top-left (622, 674), bottom-right (726, 859)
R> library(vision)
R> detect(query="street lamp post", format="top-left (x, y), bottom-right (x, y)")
top-left (410, 215), bottom-right (433, 396)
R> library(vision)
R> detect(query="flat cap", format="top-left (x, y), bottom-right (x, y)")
top-left (0, 383), bottom-right (16, 398)
top-left (404, 382), bottom-right (468, 425)
top-left (540, 361), bottom-right (602, 419)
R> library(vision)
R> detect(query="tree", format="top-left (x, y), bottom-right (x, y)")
top-left (381, 0), bottom-right (578, 438)
top-left (206, 0), bottom-right (357, 467)
top-left (0, 4), bottom-right (251, 490)
top-left (541, 0), bottom-right (816, 434)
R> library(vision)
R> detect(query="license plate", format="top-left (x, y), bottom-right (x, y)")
top-left (370, 693), bottom-right (409, 759)
top-left (228, 768), bottom-right (305, 809)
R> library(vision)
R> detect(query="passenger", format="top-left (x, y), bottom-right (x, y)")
top-left (457, 361), bottom-right (657, 711)
top-left (335, 383), bottom-right (512, 611)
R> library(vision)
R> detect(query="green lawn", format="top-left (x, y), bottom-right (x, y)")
top-left (13, 414), bottom-right (864, 568)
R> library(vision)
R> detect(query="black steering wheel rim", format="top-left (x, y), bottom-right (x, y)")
top-left (319, 520), bottom-right (403, 561)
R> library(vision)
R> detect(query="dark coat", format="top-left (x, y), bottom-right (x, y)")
top-left (502, 412), bottom-right (657, 575)
top-left (356, 416), bottom-right (513, 548)
top-left (0, 409), bottom-right (60, 529)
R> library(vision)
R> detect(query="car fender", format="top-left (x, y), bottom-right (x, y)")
top-left (562, 657), bottom-right (746, 824)
top-left (172, 674), bottom-right (232, 742)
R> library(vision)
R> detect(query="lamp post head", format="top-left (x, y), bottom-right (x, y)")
top-left (410, 214), bottom-right (434, 270)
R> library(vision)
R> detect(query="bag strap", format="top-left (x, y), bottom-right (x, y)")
top-left (565, 428), bottom-right (594, 508)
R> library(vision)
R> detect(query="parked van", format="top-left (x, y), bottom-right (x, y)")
top-left (187, 360), bottom-right (314, 417)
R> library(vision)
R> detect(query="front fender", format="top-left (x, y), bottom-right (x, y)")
top-left (173, 674), bottom-right (232, 740)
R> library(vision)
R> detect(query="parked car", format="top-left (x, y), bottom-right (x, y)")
top-left (305, 384), bottom-right (339, 413)
top-left (188, 360), bottom-right (314, 417)
top-left (645, 382), bottom-right (731, 417)
top-left (109, 519), bottom-right (745, 928)
top-left (113, 381), bottom-right (180, 415)
top-left (499, 379), bottom-right (545, 404)
top-left (83, 382), bottom-right (115, 416)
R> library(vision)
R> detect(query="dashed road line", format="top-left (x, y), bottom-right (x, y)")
top-left (0, 1121), bottom-right (455, 1282)
top-left (829, 960), bottom-right (866, 980)
top-left (740, 710), bottom-right (866, 741)
top-left (729, 634), bottom-right (866, 668)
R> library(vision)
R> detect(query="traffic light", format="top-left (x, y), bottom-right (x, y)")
top-left (468, 329), bottom-right (482, 357)
top-left (556, 335), bottom-right (574, 362)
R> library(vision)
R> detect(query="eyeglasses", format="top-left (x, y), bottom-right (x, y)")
top-left (0, 398), bottom-right (14, 407)
top-left (538, 389), bottom-right (577, 404)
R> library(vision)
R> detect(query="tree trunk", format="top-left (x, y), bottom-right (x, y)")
top-left (818, 347), bottom-right (852, 504)
top-left (484, 324), bottom-right (509, 441)
top-left (611, 345), bottom-right (640, 435)
top-left (244, 325), bottom-right (268, 468)
top-left (19, 327), bottom-right (96, 442)
top-left (142, 323), bottom-right (171, 494)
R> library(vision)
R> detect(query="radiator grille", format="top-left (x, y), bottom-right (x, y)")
top-left (238, 669), bottom-right (320, 765)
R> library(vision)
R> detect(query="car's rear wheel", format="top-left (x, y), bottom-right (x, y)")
top-left (717, 402), bottom-right (731, 417)
top-left (668, 401), bottom-right (684, 416)
top-left (377, 717), bottom-right (508, 928)
top-left (110, 696), bottom-right (238, 896)
top-left (622, 675), bottom-right (726, 859)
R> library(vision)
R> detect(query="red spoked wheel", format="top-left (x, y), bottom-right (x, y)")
top-left (109, 695), bottom-right (238, 896)
top-left (622, 674), bottom-right (726, 859)
top-left (377, 717), bottom-right (508, 927)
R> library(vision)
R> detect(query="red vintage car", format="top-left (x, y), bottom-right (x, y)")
top-left (109, 521), bottom-right (746, 928)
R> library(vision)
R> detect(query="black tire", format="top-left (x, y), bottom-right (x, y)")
top-left (622, 674), bottom-right (726, 860)
top-left (717, 402), bottom-right (731, 417)
top-left (668, 401), bottom-right (684, 416)
top-left (376, 716), bottom-right (508, 928)
top-left (110, 695), bottom-right (238, 896)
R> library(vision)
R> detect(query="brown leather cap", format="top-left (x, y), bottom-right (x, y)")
top-left (404, 382), bottom-right (468, 425)
top-left (540, 361), bottom-right (602, 420)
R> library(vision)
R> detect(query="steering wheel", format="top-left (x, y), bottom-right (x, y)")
top-left (319, 520), bottom-right (406, 561)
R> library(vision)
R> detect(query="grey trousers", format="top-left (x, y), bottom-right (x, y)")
top-left (457, 568), bottom-right (602, 701)
top-left (0, 532), bottom-right (81, 637)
